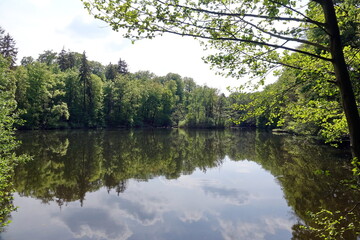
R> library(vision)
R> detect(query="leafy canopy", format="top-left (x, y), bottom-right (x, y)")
top-left (82, 0), bottom-right (344, 80)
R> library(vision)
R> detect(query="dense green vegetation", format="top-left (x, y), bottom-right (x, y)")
top-left (0, 28), bottom-right (28, 229)
top-left (83, 0), bottom-right (360, 159)
top-left (0, 55), bottom-right (17, 230)
top-left (5, 43), bottom-right (360, 146)
top-left (1, 9), bottom-right (359, 144)
top-left (13, 49), bottom-right (229, 129)
top-left (7, 27), bottom-right (232, 131)
top-left (229, 56), bottom-right (359, 144)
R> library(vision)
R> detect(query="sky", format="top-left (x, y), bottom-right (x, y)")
top-left (0, 0), bottom-right (271, 94)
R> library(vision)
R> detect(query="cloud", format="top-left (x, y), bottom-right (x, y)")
top-left (263, 217), bottom-right (293, 234)
top-left (218, 217), bottom-right (293, 240)
top-left (64, 16), bottom-right (111, 39)
top-left (57, 208), bottom-right (132, 240)
top-left (1, 0), bottom-right (243, 94)
top-left (179, 210), bottom-right (205, 223)
top-left (105, 41), bottom-right (132, 55)
top-left (27, 0), bottom-right (51, 8)
top-left (219, 220), bottom-right (267, 240)
top-left (202, 184), bottom-right (251, 205)
top-left (105, 194), bottom-right (168, 226)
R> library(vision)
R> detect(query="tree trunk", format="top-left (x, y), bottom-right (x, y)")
top-left (320, 0), bottom-right (360, 159)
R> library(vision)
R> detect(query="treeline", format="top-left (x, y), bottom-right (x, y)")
top-left (9, 48), bottom-right (232, 129)
top-left (2, 24), bottom-right (359, 143)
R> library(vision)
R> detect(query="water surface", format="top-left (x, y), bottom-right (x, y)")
top-left (1, 129), bottom-right (359, 239)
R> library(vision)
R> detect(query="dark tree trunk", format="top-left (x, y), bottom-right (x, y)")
top-left (319, 0), bottom-right (360, 159)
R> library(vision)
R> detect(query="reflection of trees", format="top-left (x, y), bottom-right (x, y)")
top-left (14, 129), bottom-right (230, 205)
top-left (251, 133), bottom-right (360, 239)
top-left (13, 129), bottom-right (360, 238)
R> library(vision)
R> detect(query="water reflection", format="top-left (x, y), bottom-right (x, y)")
top-left (1, 129), bottom-right (359, 239)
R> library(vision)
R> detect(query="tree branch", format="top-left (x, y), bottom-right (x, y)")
top-left (268, 0), bottom-right (326, 29)
top-left (233, 13), bottom-right (329, 51)
top-left (155, 0), bottom-right (326, 26)
top-left (152, 26), bottom-right (332, 62)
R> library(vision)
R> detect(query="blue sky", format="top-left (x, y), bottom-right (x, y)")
top-left (0, 0), bottom-right (251, 94)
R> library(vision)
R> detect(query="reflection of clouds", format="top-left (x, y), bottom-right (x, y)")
top-left (234, 167), bottom-right (252, 173)
top-left (179, 210), bottom-right (205, 223)
top-left (163, 176), bottom-right (217, 189)
top-left (58, 208), bottom-right (132, 240)
top-left (106, 194), bottom-right (168, 226)
top-left (220, 220), bottom-right (265, 240)
top-left (202, 185), bottom-right (250, 205)
top-left (263, 217), bottom-right (293, 234)
top-left (219, 217), bottom-right (292, 240)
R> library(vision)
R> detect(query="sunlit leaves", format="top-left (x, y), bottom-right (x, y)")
top-left (81, 0), bottom-right (331, 82)
top-left (0, 55), bottom-right (29, 230)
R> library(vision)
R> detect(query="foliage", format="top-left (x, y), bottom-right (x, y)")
top-left (15, 62), bottom-right (69, 129)
top-left (230, 44), bottom-right (359, 142)
top-left (300, 209), bottom-right (360, 240)
top-left (352, 157), bottom-right (360, 177)
top-left (10, 43), bottom-right (359, 145)
top-left (10, 49), bottom-right (230, 129)
top-left (0, 55), bottom-right (28, 230)
top-left (294, 156), bottom-right (360, 239)
top-left (0, 32), bottom-right (18, 68)
top-left (81, 0), bottom-right (360, 160)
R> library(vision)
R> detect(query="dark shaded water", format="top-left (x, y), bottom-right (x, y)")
top-left (1, 129), bottom-right (359, 239)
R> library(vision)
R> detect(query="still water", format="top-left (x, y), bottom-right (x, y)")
top-left (1, 129), bottom-right (359, 239)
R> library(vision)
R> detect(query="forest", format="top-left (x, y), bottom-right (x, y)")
top-left (1, 22), bottom-right (359, 145)
top-left (3, 40), bottom-right (234, 129)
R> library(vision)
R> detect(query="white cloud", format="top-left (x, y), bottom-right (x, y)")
top-left (179, 210), bottom-right (205, 223)
top-left (202, 184), bottom-right (251, 206)
top-left (263, 217), bottom-right (293, 234)
top-left (27, 0), bottom-right (52, 8)
top-left (54, 207), bottom-right (134, 240)
top-left (219, 220), bottom-right (267, 240)
top-left (218, 217), bottom-right (293, 240)
top-left (105, 192), bottom-right (169, 226)
top-left (0, 0), bottom-right (247, 94)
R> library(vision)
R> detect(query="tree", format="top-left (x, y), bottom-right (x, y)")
top-left (103, 75), bottom-right (127, 125)
top-left (79, 51), bottom-right (91, 125)
top-left (63, 70), bottom-right (83, 125)
top-left (105, 63), bottom-right (118, 81)
top-left (20, 56), bottom-right (34, 66)
top-left (87, 74), bottom-right (104, 126)
top-left (117, 58), bottom-right (128, 75)
top-left (17, 62), bottom-right (69, 128)
top-left (0, 55), bottom-right (28, 229)
top-left (0, 33), bottom-right (18, 68)
top-left (89, 60), bottom-right (105, 79)
top-left (82, 0), bottom-right (360, 159)
top-left (37, 50), bottom-right (57, 66)
top-left (57, 49), bottom-right (70, 71)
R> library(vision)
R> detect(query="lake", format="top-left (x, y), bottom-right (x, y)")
top-left (1, 129), bottom-right (359, 240)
